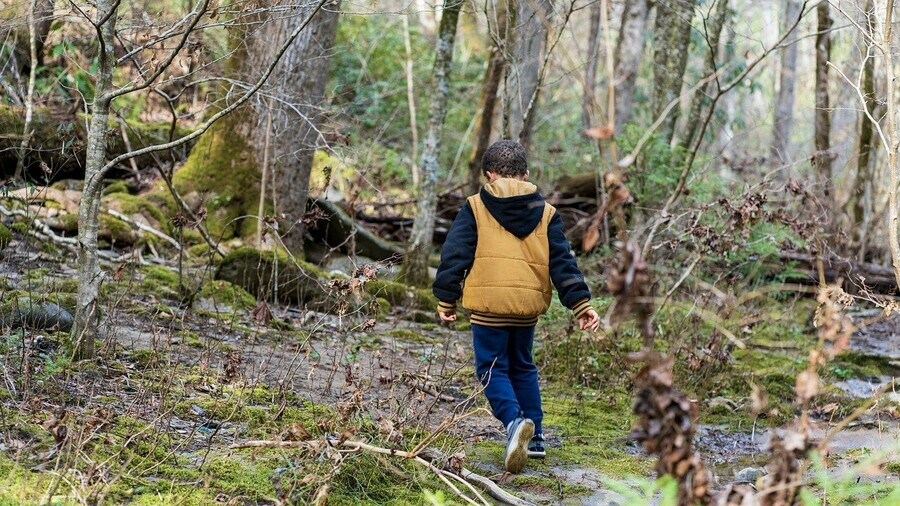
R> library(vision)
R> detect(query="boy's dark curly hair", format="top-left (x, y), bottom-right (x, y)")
top-left (482, 140), bottom-right (528, 177)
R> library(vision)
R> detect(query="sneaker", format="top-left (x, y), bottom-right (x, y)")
top-left (503, 417), bottom-right (534, 473)
top-left (527, 434), bottom-right (546, 459)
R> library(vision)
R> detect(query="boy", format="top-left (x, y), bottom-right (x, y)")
top-left (433, 140), bottom-right (600, 473)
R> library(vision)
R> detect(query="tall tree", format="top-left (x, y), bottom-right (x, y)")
top-left (467, 0), bottom-right (509, 195)
top-left (504, 0), bottom-right (553, 150)
top-left (651, 0), bottom-right (696, 144)
top-left (852, 0), bottom-right (877, 256)
top-left (581, 2), bottom-right (602, 133)
top-left (262, 3), bottom-right (341, 253)
top-left (405, 0), bottom-right (461, 287)
top-left (682, 0), bottom-right (730, 150)
top-left (813, 1), bottom-right (832, 219)
top-left (70, 0), bottom-right (334, 358)
top-left (613, 0), bottom-right (649, 133)
top-left (771, 0), bottom-right (801, 164)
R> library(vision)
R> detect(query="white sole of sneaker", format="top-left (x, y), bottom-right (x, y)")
top-left (527, 451), bottom-right (546, 459)
top-left (504, 420), bottom-right (534, 473)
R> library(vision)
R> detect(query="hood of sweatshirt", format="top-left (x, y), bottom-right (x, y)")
top-left (480, 178), bottom-right (546, 238)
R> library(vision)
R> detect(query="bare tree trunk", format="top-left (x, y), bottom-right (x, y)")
top-left (264, 2), bottom-right (341, 254)
top-left (14, 0), bottom-right (39, 181)
top-left (405, 0), bottom-right (461, 287)
top-left (651, 0), bottom-right (695, 145)
top-left (504, 0), bottom-right (553, 150)
top-left (72, 0), bottom-right (118, 360)
top-left (853, 0), bottom-right (877, 257)
top-left (582, 2), bottom-right (602, 132)
top-left (403, 14), bottom-right (420, 187)
top-left (682, 0), bottom-right (730, 150)
top-left (813, 1), bottom-right (832, 222)
top-left (467, 0), bottom-right (509, 195)
top-left (613, 0), bottom-right (649, 133)
top-left (771, 0), bottom-right (801, 164)
top-left (712, 24), bottom-right (736, 160)
top-left (33, 0), bottom-right (53, 67)
top-left (883, 0), bottom-right (900, 287)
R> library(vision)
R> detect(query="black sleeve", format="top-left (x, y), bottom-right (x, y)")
top-left (432, 202), bottom-right (477, 308)
top-left (547, 211), bottom-right (592, 316)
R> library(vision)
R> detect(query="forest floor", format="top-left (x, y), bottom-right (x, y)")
top-left (0, 238), bottom-right (898, 505)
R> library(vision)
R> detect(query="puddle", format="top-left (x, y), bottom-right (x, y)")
top-left (851, 313), bottom-right (900, 360)
top-left (834, 376), bottom-right (895, 399)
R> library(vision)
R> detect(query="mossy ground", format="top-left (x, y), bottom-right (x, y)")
top-left (1, 251), bottom-right (896, 504)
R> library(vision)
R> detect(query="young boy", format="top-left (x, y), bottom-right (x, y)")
top-left (433, 140), bottom-right (600, 473)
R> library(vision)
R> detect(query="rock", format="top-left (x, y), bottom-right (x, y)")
top-left (0, 223), bottom-right (11, 251)
top-left (4, 297), bottom-right (75, 332)
top-left (733, 466), bottom-right (765, 485)
top-left (215, 247), bottom-right (332, 309)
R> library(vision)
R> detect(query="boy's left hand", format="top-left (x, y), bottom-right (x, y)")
top-left (578, 309), bottom-right (600, 332)
top-left (439, 310), bottom-right (457, 322)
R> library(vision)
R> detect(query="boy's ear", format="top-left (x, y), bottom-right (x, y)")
top-left (523, 170), bottom-right (530, 181)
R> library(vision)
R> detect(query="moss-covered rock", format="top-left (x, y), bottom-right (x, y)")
top-left (363, 279), bottom-right (437, 311)
top-left (0, 222), bottom-right (11, 251)
top-left (198, 279), bottom-right (256, 310)
top-left (103, 192), bottom-right (171, 235)
top-left (102, 181), bottom-right (132, 196)
top-left (215, 247), bottom-right (332, 308)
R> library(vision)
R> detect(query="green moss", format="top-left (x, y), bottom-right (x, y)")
top-left (103, 192), bottom-right (171, 235)
top-left (197, 279), bottom-right (256, 310)
top-left (102, 181), bottom-right (131, 196)
top-left (140, 264), bottom-right (181, 295)
top-left (364, 280), bottom-right (436, 310)
top-left (215, 247), bottom-right (331, 307)
top-left (99, 214), bottom-right (138, 244)
top-left (0, 223), bottom-right (11, 250)
top-left (9, 222), bottom-right (28, 234)
top-left (172, 116), bottom-right (259, 241)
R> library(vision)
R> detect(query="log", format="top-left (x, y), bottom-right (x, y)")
top-left (307, 198), bottom-right (404, 261)
top-left (0, 105), bottom-right (194, 179)
top-left (776, 251), bottom-right (897, 294)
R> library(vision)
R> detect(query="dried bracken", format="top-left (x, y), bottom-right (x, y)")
top-left (758, 431), bottom-right (811, 506)
top-left (630, 352), bottom-right (712, 505)
top-left (607, 241), bottom-right (655, 342)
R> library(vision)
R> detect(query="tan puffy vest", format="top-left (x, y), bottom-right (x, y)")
top-left (461, 190), bottom-right (556, 317)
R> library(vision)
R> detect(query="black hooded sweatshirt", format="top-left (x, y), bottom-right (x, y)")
top-left (433, 181), bottom-right (592, 317)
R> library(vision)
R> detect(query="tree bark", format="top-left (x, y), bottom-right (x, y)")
top-left (771, 0), bottom-right (801, 164)
top-left (405, 0), bottom-right (461, 287)
top-left (651, 0), bottom-right (695, 145)
top-left (72, 0), bottom-right (118, 360)
top-left (852, 0), bottom-right (877, 256)
top-left (613, 0), bottom-right (649, 133)
top-left (467, 0), bottom-right (509, 195)
top-left (813, 1), bottom-right (832, 222)
top-left (504, 0), bottom-right (553, 150)
top-left (882, 0), bottom-right (900, 288)
top-left (682, 0), bottom-right (730, 150)
top-left (33, 0), bottom-right (53, 67)
top-left (581, 2), bottom-right (602, 132)
top-left (263, 1), bottom-right (341, 254)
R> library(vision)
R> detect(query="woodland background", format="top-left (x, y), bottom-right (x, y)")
top-left (0, 0), bottom-right (899, 504)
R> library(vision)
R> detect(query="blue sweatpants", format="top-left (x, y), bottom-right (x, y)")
top-left (472, 324), bottom-right (543, 435)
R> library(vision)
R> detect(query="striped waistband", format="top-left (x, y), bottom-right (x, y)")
top-left (470, 312), bottom-right (539, 327)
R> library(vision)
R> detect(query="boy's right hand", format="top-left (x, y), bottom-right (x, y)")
top-left (578, 309), bottom-right (600, 332)
top-left (439, 310), bottom-right (457, 322)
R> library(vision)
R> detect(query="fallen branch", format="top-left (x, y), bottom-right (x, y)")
top-left (230, 437), bottom-right (533, 506)
top-left (104, 208), bottom-right (181, 249)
